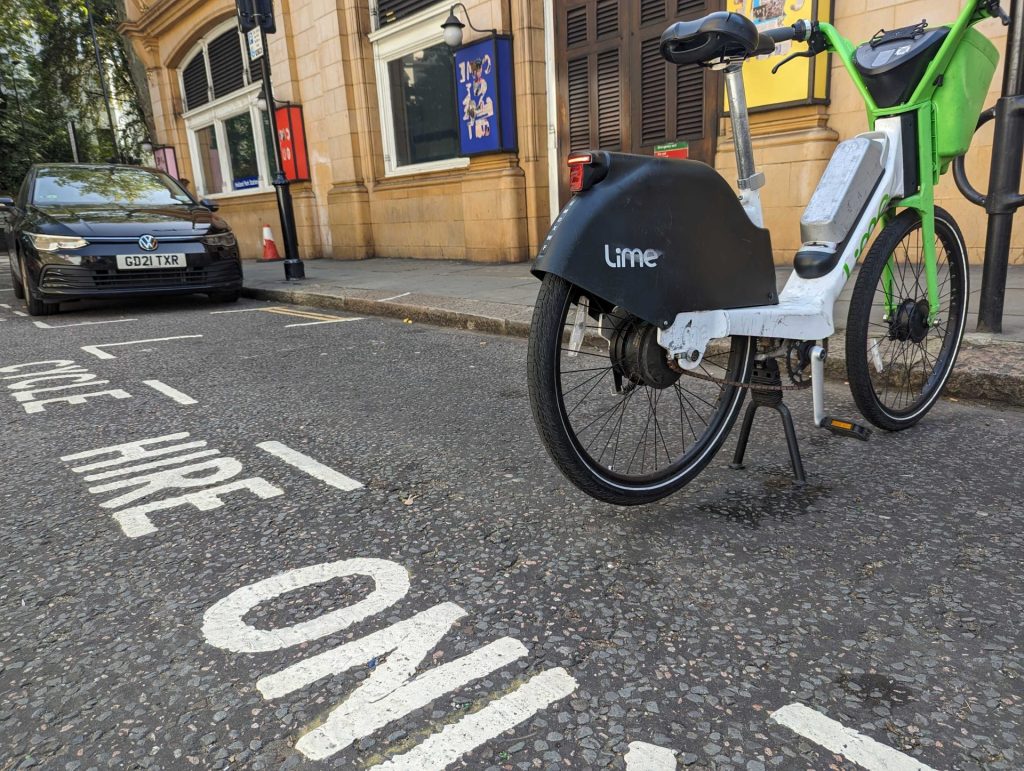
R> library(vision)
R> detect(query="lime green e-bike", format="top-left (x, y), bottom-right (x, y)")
top-left (528, 1), bottom-right (1005, 504)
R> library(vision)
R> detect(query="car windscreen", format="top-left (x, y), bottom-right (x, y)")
top-left (32, 168), bottom-right (194, 207)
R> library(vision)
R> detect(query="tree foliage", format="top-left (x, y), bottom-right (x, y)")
top-left (0, 0), bottom-right (152, 193)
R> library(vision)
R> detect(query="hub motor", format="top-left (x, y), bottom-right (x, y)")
top-left (608, 313), bottom-right (682, 390)
top-left (891, 298), bottom-right (931, 343)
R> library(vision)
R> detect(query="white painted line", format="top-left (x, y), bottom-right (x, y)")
top-left (0, 303), bottom-right (10, 308)
top-left (625, 741), bottom-right (678, 770)
top-left (284, 317), bottom-right (364, 328)
top-left (211, 308), bottom-right (271, 314)
top-left (378, 292), bottom-right (411, 302)
top-left (0, 288), bottom-right (13, 293)
top-left (372, 668), bottom-right (578, 770)
top-left (12, 310), bottom-right (26, 317)
top-left (81, 335), bottom-right (203, 360)
top-left (82, 449), bottom-right (221, 481)
top-left (256, 441), bottom-right (363, 491)
top-left (34, 318), bottom-right (139, 329)
top-left (142, 380), bottom-right (198, 405)
top-left (770, 704), bottom-right (938, 771)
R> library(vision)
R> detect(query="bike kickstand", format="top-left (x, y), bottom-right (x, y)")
top-left (729, 359), bottom-right (807, 485)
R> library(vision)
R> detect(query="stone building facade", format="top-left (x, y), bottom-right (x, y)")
top-left (120, 0), bottom-right (1018, 264)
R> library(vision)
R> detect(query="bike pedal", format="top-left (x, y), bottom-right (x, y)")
top-left (820, 416), bottom-right (872, 441)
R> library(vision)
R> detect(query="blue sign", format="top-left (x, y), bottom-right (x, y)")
top-left (232, 176), bottom-right (260, 191)
top-left (454, 36), bottom-right (517, 156)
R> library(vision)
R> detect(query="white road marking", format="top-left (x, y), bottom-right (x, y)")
top-left (624, 742), bottom-right (678, 770)
top-left (0, 288), bottom-right (13, 293)
top-left (82, 450), bottom-right (221, 481)
top-left (203, 558), bottom-right (410, 653)
top-left (770, 704), bottom-right (938, 771)
top-left (62, 432), bottom-right (202, 472)
top-left (62, 432), bottom-right (284, 537)
top-left (284, 317), bottom-right (364, 328)
top-left (81, 335), bottom-right (203, 360)
top-left (373, 668), bottom-right (579, 771)
top-left (210, 308), bottom-right (271, 314)
top-left (12, 310), bottom-right (26, 316)
top-left (143, 380), bottom-right (198, 405)
top-left (378, 292), bottom-right (411, 302)
top-left (34, 318), bottom-right (139, 329)
top-left (256, 441), bottom-right (363, 491)
top-left (290, 619), bottom-right (528, 760)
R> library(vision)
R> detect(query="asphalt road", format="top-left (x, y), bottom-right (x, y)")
top-left (1, 258), bottom-right (1022, 771)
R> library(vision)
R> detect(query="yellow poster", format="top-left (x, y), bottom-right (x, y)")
top-left (726, 0), bottom-right (832, 111)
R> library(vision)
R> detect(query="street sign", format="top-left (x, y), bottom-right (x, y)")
top-left (236, 0), bottom-right (276, 35)
top-left (247, 28), bottom-right (264, 61)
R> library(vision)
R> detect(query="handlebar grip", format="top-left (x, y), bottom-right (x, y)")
top-left (765, 26), bottom-right (798, 43)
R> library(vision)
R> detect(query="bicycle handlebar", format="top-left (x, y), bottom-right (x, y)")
top-left (765, 26), bottom-right (799, 44)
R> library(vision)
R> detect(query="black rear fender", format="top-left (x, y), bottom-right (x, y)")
top-left (534, 153), bottom-right (778, 329)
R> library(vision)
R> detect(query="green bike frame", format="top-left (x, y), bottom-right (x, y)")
top-left (817, 1), bottom-right (1000, 320)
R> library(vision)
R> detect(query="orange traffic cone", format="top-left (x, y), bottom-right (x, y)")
top-left (261, 224), bottom-right (282, 262)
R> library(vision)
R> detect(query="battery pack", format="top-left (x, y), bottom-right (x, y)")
top-left (800, 137), bottom-right (884, 245)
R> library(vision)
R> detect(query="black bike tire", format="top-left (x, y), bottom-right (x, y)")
top-left (845, 207), bottom-right (968, 431)
top-left (527, 274), bottom-right (754, 506)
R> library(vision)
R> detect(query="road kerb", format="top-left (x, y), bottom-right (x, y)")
top-left (242, 285), bottom-right (1024, 407)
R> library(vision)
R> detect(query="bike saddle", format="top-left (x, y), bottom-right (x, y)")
top-left (661, 12), bottom-right (775, 66)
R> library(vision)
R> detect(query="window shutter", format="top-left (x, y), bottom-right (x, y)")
top-left (208, 30), bottom-right (246, 100)
top-left (595, 0), bottom-right (618, 38)
top-left (640, 0), bottom-right (666, 26)
top-left (676, 66), bottom-right (704, 138)
top-left (640, 38), bottom-right (667, 146)
top-left (182, 54), bottom-right (209, 112)
top-left (567, 56), bottom-right (591, 152)
top-left (677, 0), bottom-right (704, 15)
top-left (566, 6), bottom-right (588, 47)
top-left (596, 50), bottom-right (621, 149)
top-left (377, 0), bottom-right (446, 27)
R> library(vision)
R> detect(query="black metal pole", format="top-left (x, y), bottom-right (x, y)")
top-left (257, 28), bottom-right (304, 280)
top-left (85, 0), bottom-right (123, 163)
top-left (977, 0), bottom-right (1024, 332)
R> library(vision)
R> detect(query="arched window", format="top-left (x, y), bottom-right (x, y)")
top-left (179, 22), bottom-right (275, 197)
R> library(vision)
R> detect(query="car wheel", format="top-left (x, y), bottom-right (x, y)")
top-left (10, 253), bottom-right (25, 300)
top-left (209, 290), bottom-right (240, 303)
top-left (22, 259), bottom-right (58, 317)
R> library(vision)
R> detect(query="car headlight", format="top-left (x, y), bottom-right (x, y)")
top-left (27, 233), bottom-right (89, 252)
top-left (203, 232), bottom-right (237, 248)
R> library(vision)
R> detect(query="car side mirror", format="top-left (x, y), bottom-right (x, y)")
top-left (0, 196), bottom-right (14, 210)
top-left (200, 198), bottom-right (220, 212)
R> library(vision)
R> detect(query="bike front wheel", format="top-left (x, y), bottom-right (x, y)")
top-left (527, 274), bottom-right (754, 506)
top-left (845, 207), bottom-right (969, 431)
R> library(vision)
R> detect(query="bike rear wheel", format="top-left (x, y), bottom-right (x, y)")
top-left (527, 274), bottom-right (754, 505)
top-left (845, 207), bottom-right (968, 431)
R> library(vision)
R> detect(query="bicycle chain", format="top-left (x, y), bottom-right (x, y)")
top-left (677, 364), bottom-right (812, 392)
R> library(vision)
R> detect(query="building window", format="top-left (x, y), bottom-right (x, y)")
top-left (179, 22), bottom-right (276, 197)
top-left (387, 44), bottom-right (459, 166)
top-left (370, 5), bottom-right (469, 177)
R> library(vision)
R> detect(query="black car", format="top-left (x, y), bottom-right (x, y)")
top-left (0, 164), bottom-right (242, 316)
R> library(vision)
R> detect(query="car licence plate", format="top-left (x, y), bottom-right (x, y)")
top-left (116, 253), bottom-right (187, 270)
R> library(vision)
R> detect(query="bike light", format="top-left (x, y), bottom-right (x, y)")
top-left (567, 152), bottom-right (610, 194)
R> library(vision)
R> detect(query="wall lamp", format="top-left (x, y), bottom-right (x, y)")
top-left (441, 3), bottom-right (498, 48)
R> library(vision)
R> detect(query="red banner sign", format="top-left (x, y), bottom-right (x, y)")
top-left (274, 105), bottom-right (310, 182)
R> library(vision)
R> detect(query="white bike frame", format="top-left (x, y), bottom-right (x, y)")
top-left (658, 67), bottom-right (905, 366)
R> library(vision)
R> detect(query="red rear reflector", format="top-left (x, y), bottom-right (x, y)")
top-left (569, 164), bottom-right (585, 193)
